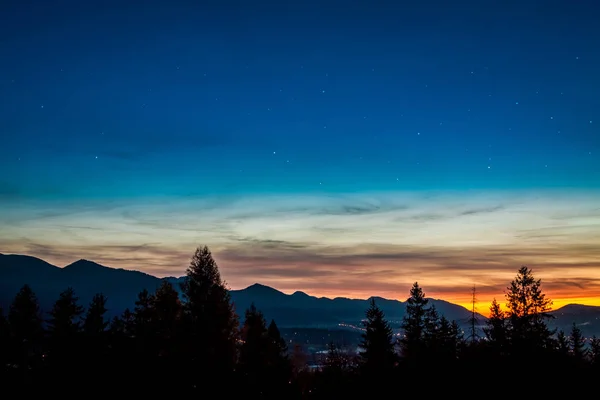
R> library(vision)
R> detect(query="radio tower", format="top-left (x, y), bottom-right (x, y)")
top-left (468, 285), bottom-right (480, 345)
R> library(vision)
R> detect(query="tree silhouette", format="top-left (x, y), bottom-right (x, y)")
top-left (556, 330), bottom-right (569, 357)
top-left (267, 319), bottom-right (288, 361)
top-left (569, 322), bottom-right (586, 362)
top-left (400, 282), bottom-right (429, 362)
top-left (82, 293), bottom-right (109, 386)
top-left (46, 287), bottom-right (84, 382)
top-left (240, 303), bottom-right (269, 367)
top-left (0, 307), bottom-right (8, 371)
top-left (8, 284), bottom-right (43, 343)
top-left (180, 246), bottom-right (239, 382)
top-left (483, 298), bottom-right (507, 356)
top-left (589, 336), bottom-right (600, 367)
top-left (151, 280), bottom-right (182, 344)
top-left (504, 266), bottom-right (554, 355)
top-left (47, 287), bottom-right (84, 336)
top-left (133, 289), bottom-right (155, 338)
top-left (358, 298), bottom-right (396, 372)
top-left (83, 293), bottom-right (109, 335)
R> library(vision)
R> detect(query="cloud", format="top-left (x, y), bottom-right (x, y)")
top-left (1, 189), bottom-right (600, 307)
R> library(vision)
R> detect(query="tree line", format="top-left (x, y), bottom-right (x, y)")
top-left (1, 246), bottom-right (599, 396)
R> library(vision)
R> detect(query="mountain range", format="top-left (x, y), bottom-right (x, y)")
top-left (1, 253), bottom-right (599, 337)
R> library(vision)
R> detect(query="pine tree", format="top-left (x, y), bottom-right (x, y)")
top-left (239, 303), bottom-right (269, 370)
top-left (556, 330), bottom-right (569, 356)
top-left (83, 293), bottom-right (109, 335)
top-left (151, 281), bottom-right (182, 343)
top-left (133, 289), bottom-right (155, 338)
top-left (589, 336), bottom-right (600, 367)
top-left (8, 284), bottom-right (43, 342)
top-left (46, 287), bottom-right (84, 379)
top-left (81, 293), bottom-right (109, 386)
top-left (47, 287), bottom-right (84, 336)
top-left (569, 323), bottom-right (586, 362)
top-left (483, 298), bottom-right (507, 358)
top-left (400, 282), bottom-right (429, 361)
top-left (0, 307), bottom-right (8, 369)
top-left (505, 266), bottom-right (554, 354)
top-left (6, 285), bottom-right (44, 375)
top-left (359, 298), bottom-right (396, 372)
top-left (180, 246), bottom-right (239, 378)
top-left (267, 319), bottom-right (289, 364)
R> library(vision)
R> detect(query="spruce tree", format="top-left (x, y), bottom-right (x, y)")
top-left (569, 323), bottom-right (586, 362)
top-left (8, 284), bottom-right (43, 343)
top-left (47, 287), bottom-right (84, 336)
top-left (240, 304), bottom-right (268, 374)
top-left (505, 266), bottom-right (554, 354)
top-left (180, 246), bottom-right (239, 377)
top-left (83, 293), bottom-right (109, 335)
top-left (46, 287), bottom-right (84, 379)
top-left (267, 319), bottom-right (288, 360)
top-left (400, 282), bottom-right (429, 361)
top-left (589, 336), bottom-right (600, 367)
top-left (7, 285), bottom-right (44, 377)
top-left (556, 330), bottom-right (569, 356)
top-left (359, 298), bottom-right (396, 372)
top-left (133, 289), bottom-right (154, 338)
top-left (151, 280), bottom-right (182, 342)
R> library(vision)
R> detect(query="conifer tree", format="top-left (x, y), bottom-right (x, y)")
top-left (359, 298), bottom-right (396, 372)
top-left (81, 293), bottom-right (109, 385)
top-left (8, 284), bottom-right (43, 342)
top-left (46, 287), bottom-right (84, 379)
top-left (483, 298), bottom-right (507, 358)
top-left (83, 293), bottom-right (109, 335)
top-left (0, 307), bottom-right (8, 369)
top-left (133, 289), bottom-right (155, 338)
top-left (239, 303), bottom-right (269, 369)
top-left (589, 336), bottom-right (600, 367)
top-left (505, 266), bottom-right (554, 353)
top-left (7, 285), bottom-right (44, 376)
top-left (180, 246), bottom-right (239, 376)
top-left (267, 319), bottom-right (288, 360)
top-left (47, 287), bottom-right (84, 336)
top-left (556, 330), bottom-right (569, 356)
top-left (151, 281), bottom-right (182, 342)
top-left (569, 322), bottom-right (586, 362)
top-left (400, 282), bottom-right (429, 361)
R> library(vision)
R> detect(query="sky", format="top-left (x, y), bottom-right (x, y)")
top-left (1, 0), bottom-right (599, 314)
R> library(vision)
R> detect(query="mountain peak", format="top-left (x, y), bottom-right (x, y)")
top-left (241, 283), bottom-right (286, 297)
top-left (64, 259), bottom-right (107, 270)
top-left (292, 290), bottom-right (310, 297)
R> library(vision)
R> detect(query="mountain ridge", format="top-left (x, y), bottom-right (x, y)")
top-left (1, 253), bottom-right (599, 336)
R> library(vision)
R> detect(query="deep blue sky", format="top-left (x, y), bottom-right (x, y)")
top-left (2, 0), bottom-right (598, 198)
top-left (1, 0), bottom-right (600, 306)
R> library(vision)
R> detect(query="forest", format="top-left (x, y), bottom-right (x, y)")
top-left (1, 246), bottom-right (598, 397)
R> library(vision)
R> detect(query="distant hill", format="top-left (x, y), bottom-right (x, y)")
top-left (1, 253), bottom-right (599, 337)
top-left (548, 304), bottom-right (600, 339)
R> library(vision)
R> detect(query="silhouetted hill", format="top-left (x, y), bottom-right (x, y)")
top-left (548, 304), bottom-right (600, 338)
top-left (2, 253), bottom-right (599, 337)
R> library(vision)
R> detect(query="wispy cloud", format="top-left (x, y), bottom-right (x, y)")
top-left (1, 189), bottom-right (599, 308)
